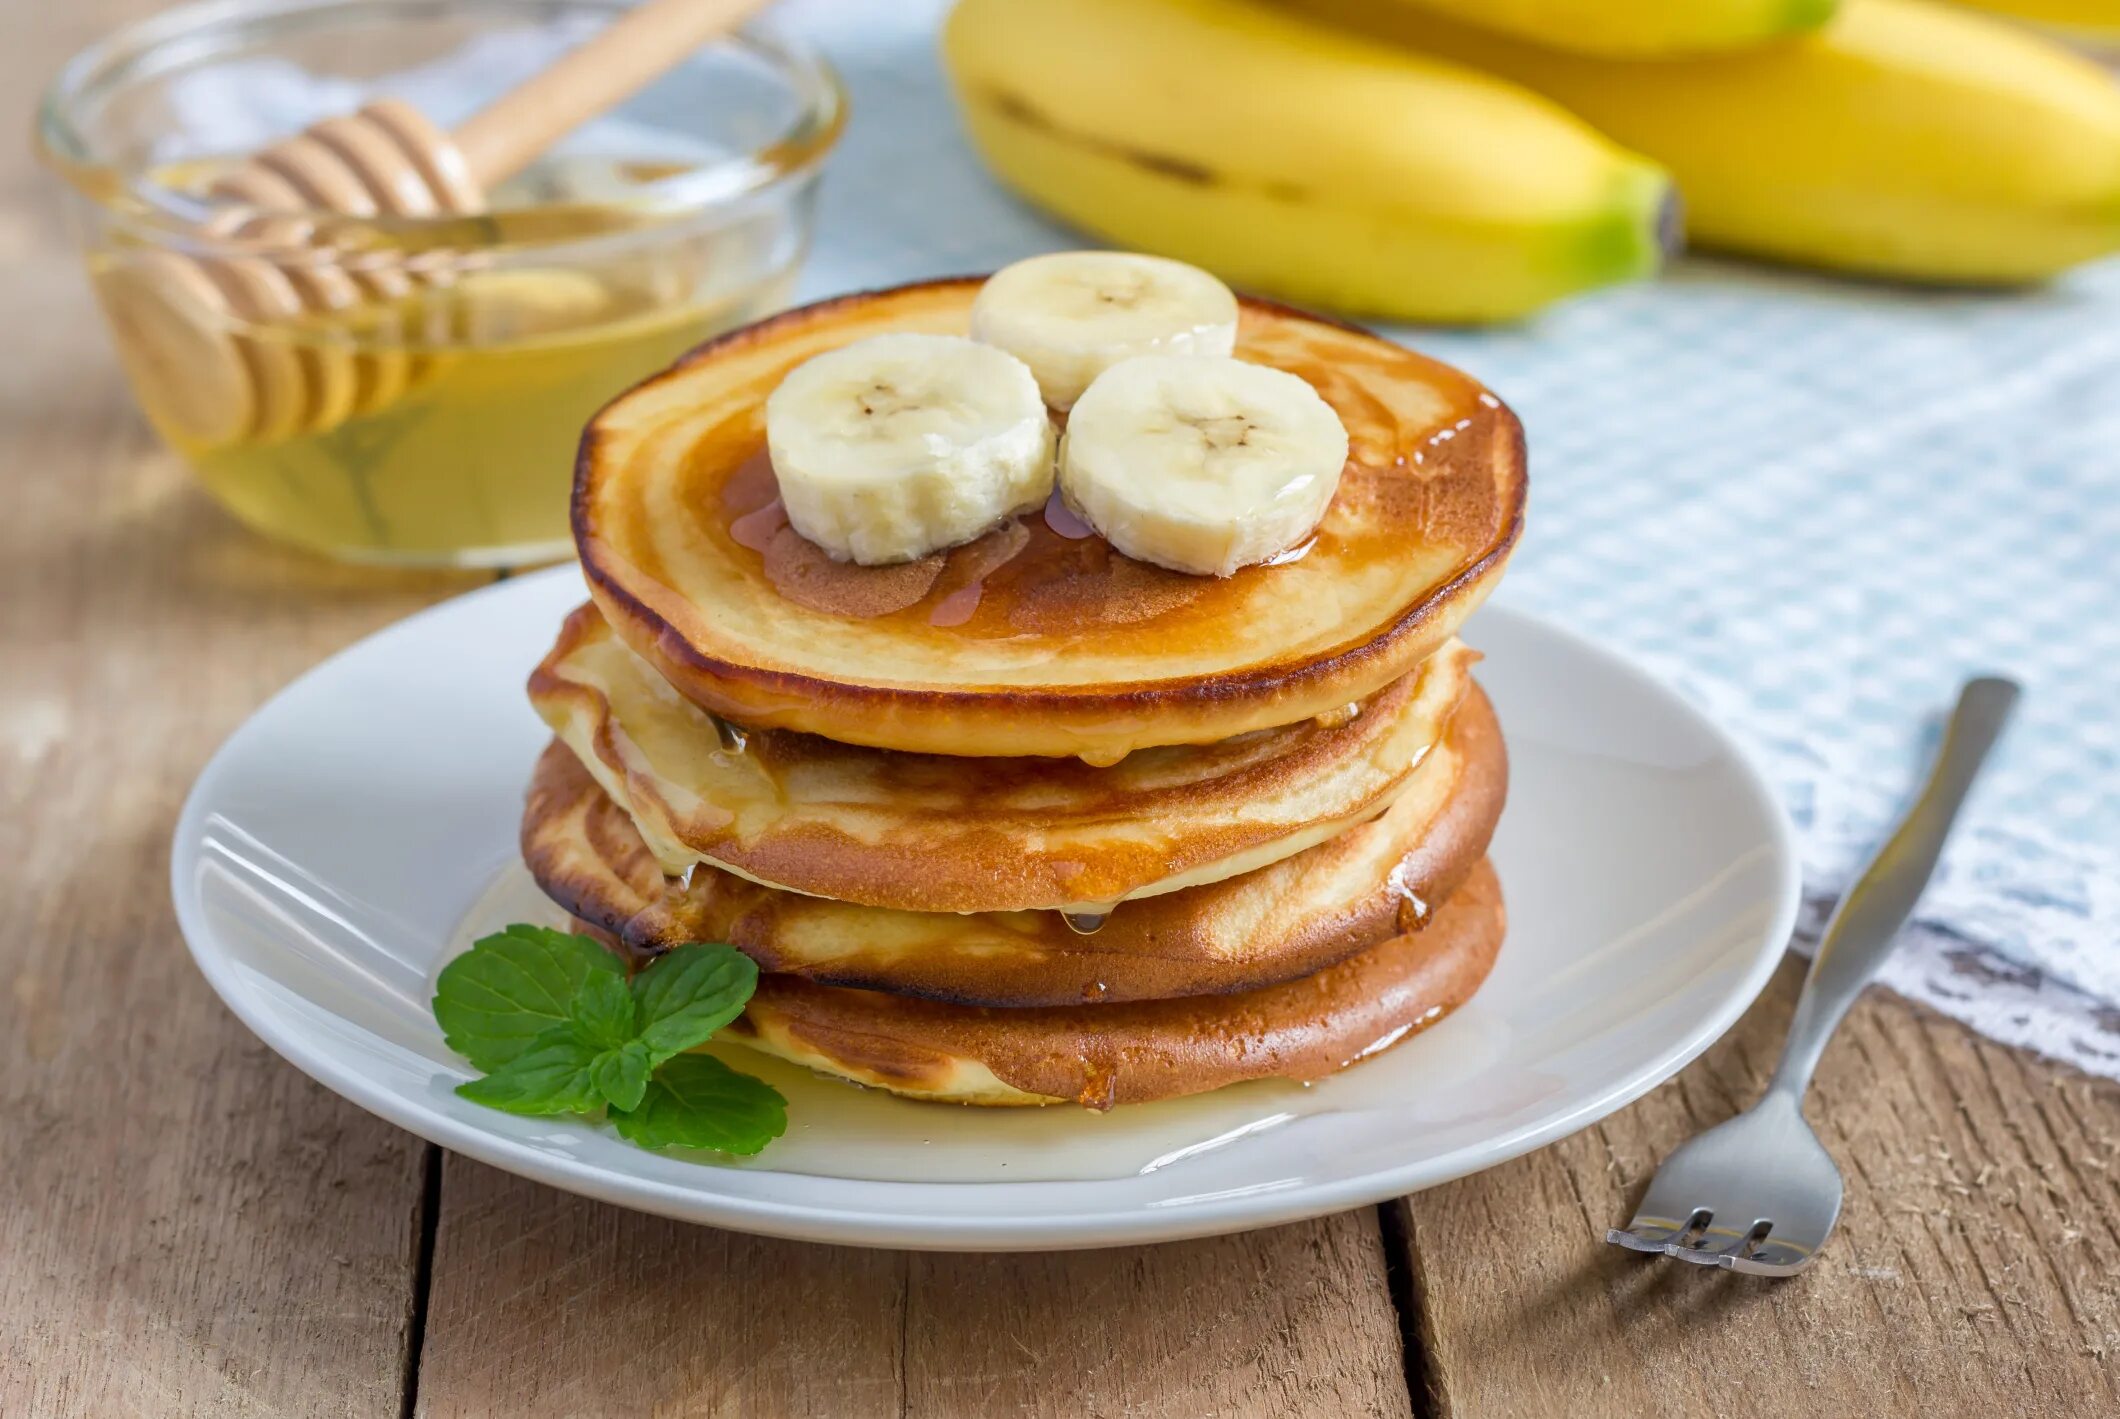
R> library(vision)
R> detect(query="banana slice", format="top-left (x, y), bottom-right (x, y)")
top-left (765, 333), bottom-right (1057, 565)
top-left (971, 251), bottom-right (1238, 410)
top-left (1060, 354), bottom-right (1347, 577)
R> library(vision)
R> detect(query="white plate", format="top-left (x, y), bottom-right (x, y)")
top-left (172, 566), bottom-right (1799, 1251)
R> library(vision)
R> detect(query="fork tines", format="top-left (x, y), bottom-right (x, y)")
top-left (1607, 1209), bottom-right (1814, 1276)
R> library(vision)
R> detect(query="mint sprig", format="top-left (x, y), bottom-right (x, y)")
top-left (456, 1029), bottom-right (606, 1116)
top-left (632, 944), bottom-right (757, 1060)
top-left (613, 1055), bottom-right (787, 1155)
top-left (433, 925), bottom-right (621, 1070)
top-left (569, 972), bottom-right (641, 1051)
top-left (433, 929), bottom-right (784, 1155)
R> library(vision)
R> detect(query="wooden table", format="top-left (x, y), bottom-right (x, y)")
top-left (7, 5), bottom-right (2119, 1413)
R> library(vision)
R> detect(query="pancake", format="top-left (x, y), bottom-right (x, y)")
top-left (531, 600), bottom-right (1478, 914)
top-left (575, 278), bottom-right (1524, 762)
top-left (522, 681), bottom-right (1504, 1006)
top-left (710, 859), bottom-right (1504, 1108)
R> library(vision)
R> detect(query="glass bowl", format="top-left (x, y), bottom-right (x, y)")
top-left (37, 0), bottom-right (844, 567)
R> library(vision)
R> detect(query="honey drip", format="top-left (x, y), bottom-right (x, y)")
top-left (1314, 701), bottom-right (1362, 730)
top-left (653, 863), bottom-right (698, 916)
top-left (710, 714), bottom-right (749, 753)
top-left (926, 584), bottom-right (984, 627)
top-left (927, 520), bottom-right (1032, 627)
top-left (1076, 1063), bottom-right (1119, 1112)
top-left (1041, 491), bottom-right (1096, 540)
top-left (1062, 910), bottom-right (1112, 936)
top-left (728, 496), bottom-right (786, 552)
top-left (1261, 536), bottom-right (1316, 567)
top-left (1386, 863), bottom-right (1430, 933)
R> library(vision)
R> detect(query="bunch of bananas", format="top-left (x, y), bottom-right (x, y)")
top-left (941, 0), bottom-right (2120, 321)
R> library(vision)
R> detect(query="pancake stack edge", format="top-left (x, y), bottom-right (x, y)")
top-left (521, 279), bottom-right (1525, 1109)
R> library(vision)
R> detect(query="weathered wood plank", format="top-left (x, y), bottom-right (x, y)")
top-left (413, 1157), bottom-right (909, 1419)
top-left (0, 384), bottom-right (469, 1415)
top-left (1395, 958), bottom-right (2120, 1418)
top-left (415, 1158), bottom-right (1412, 1418)
top-left (1, 11), bottom-right (486, 1393)
top-left (900, 1209), bottom-right (1412, 1418)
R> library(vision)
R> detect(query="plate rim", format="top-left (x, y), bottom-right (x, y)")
top-left (171, 565), bottom-right (1801, 1251)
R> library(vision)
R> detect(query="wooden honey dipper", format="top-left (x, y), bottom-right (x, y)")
top-left (108, 0), bottom-right (773, 449)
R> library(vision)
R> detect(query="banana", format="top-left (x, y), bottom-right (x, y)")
top-left (1341, 0), bottom-right (1840, 55)
top-left (940, 0), bottom-right (1674, 324)
top-left (1059, 354), bottom-right (1348, 577)
top-left (1945, 0), bottom-right (2120, 41)
top-left (764, 334), bottom-right (1056, 566)
top-left (1291, 0), bottom-right (2120, 283)
top-left (971, 251), bottom-right (1238, 409)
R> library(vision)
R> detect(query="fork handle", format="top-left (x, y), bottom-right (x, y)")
top-left (1764, 676), bottom-right (2020, 1103)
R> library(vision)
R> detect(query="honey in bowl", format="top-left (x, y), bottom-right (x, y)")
top-left (39, 0), bottom-right (844, 567)
top-left (92, 160), bottom-right (796, 566)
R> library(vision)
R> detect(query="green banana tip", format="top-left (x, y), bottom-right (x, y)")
top-left (1783, 0), bottom-right (1843, 35)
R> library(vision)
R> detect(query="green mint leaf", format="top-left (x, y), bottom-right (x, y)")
top-left (434, 924), bottom-right (624, 1071)
top-left (611, 1054), bottom-right (786, 1155)
top-left (590, 1040), bottom-right (653, 1112)
top-left (568, 971), bottom-right (639, 1050)
top-left (629, 944), bottom-right (759, 1064)
top-left (455, 1026), bottom-right (604, 1116)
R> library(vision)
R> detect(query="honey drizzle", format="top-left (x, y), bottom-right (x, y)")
top-left (728, 496), bottom-right (786, 552)
top-left (1077, 1063), bottom-right (1119, 1113)
top-left (1386, 862), bottom-right (1430, 933)
top-left (694, 319), bottom-right (1500, 646)
top-left (1041, 491), bottom-right (1095, 540)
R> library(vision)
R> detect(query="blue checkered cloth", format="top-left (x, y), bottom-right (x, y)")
top-left (782, 0), bottom-right (2120, 1077)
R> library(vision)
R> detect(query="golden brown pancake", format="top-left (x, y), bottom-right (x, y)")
top-left (530, 600), bottom-right (1478, 913)
top-left (575, 278), bottom-right (1524, 762)
top-left (525, 683), bottom-right (1506, 1006)
top-left (709, 859), bottom-right (1504, 1108)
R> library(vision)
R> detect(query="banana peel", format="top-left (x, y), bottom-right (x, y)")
top-left (1944, 0), bottom-right (2120, 41)
top-left (1292, 0), bottom-right (2120, 283)
top-left (941, 0), bottom-right (1675, 323)
top-left (1350, 0), bottom-right (1841, 56)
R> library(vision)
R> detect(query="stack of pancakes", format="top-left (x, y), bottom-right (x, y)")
top-left (522, 279), bottom-right (1525, 1109)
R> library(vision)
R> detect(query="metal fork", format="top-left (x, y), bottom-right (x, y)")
top-left (1607, 675), bottom-right (2020, 1276)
